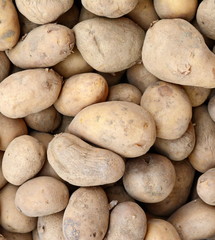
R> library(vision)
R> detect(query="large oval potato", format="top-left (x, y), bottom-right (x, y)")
top-left (0, 69), bottom-right (62, 118)
top-left (0, 52), bottom-right (10, 82)
top-left (68, 101), bottom-right (156, 158)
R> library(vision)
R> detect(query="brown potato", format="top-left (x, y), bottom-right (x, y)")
top-left (141, 81), bottom-right (192, 140)
top-left (68, 101), bottom-right (156, 158)
top-left (0, 69), bottom-right (62, 118)
top-left (0, 52), bottom-right (10, 82)
top-left (15, 176), bottom-right (69, 217)
top-left (63, 187), bottom-right (109, 240)
top-left (123, 153), bottom-right (176, 203)
top-left (0, 152), bottom-right (7, 189)
top-left (0, 229), bottom-right (33, 240)
top-left (208, 95), bottom-right (215, 121)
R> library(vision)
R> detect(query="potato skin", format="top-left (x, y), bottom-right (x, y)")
top-left (0, 69), bottom-right (62, 118)
top-left (0, 52), bottom-right (10, 82)
top-left (63, 187), bottom-right (109, 240)
top-left (68, 101), bottom-right (156, 158)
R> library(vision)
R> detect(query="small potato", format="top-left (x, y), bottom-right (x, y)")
top-left (197, 168), bottom-right (215, 205)
top-left (2, 135), bottom-right (46, 186)
top-left (54, 73), bottom-right (108, 117)
top-left (107, 83), bottom-right (142, 104)
top-left (0, 52), bottom-right (10, 82)
top-left (123, 153), bottom-right (176, 203)
top-left (15, 176), bottom-right (69, 217)
top-left (0, 152), bottom-right (7, 189)
top-left (6, 24), bottom-right (75, 69)
top-left (63, 187), bottom-right (109, 240)
top-left (141, 81), bottom-right (192, 140)
top-left (0, 69), bottom-right (62, 118)
top-left (68, 101), bottom-right (156, 158)
top-left (208, 95), bottom-right (215, 122)
top-left (0, 184), bottom-right (37, 233)
top-left (0, 229), bottom-right (32, 240)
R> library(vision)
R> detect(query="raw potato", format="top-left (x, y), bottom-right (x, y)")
top-left (169, 199), bottom-right (215, 240)
top-left (54, 73), bottom-right (108, 117)
top-left (47, 133), bottom-right (125, 186)
top-left (154, 122), bottom-right (195, 161)
top-left (6, 24), bottom-right (75, 69)
top-left (107, 83), bottom-right (142, 104)
top-left (197, 0), bottom-right (215, 40)
top-left (15, 0), bottom-right (74, 24)
top-left (144, 219), bottom-right (181, 240)
top-left (0, 69), bottom-right (62, 118)
top-left (0, 52), bottom-right (10, 82)
top-left (63, 187), bottom-right (109, 240)
top-left (0, 0), bottom-right (20, 51)
top-left (189, 105), bottom-right (215, 172)
top-left (197, 168), bottom-right (215, 205)
top-left (123, 153), bottom-right (176, 203)
top-left (81, 0), bottom-right (138, 18)
top-left (2, 135), bottom-right (46, 186)
top-left (15, 176), bottom-right (69, 217)
top-left (68, 101), bottom-right (156, 158)
top-left (141, 81), bottom-right (192, 140)
top-left (0, 152), bottom-right (7, 189)
top-left (0, 229), bottom-right (32, 240)
top-left (0, 113), bottom-right (28, 151)
top-left (25, 106), bottom-right (61, 133)
top-left (208, 95), bottom-right (215, 122)
top-left (142, 19), bottom-right (215, 88)
top-left (0, 184), bottom-right (37, 233)
top-left (154, 0), bottom-right (198, 21)
top-left (73, 17), bottom-right (145, 72)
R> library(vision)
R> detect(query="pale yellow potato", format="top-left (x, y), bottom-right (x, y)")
top-left (2, 135), bottom-right (46, 186)
top-left (6, 24), bottom-right (75, 69)
top-left (0, 184), bottom-right (37, 233)
top-left (208, 95), bottom-right (215, 122)
top-left (123, 153), bottom-right (176, 203)
top-left (0, 52), bottom-right (10, 82)
top-left (79, 6), bottom-right (97, 22)
top-left (0, 0), bottom-right (20, 51)
top-left (47, 133), bottom-right (125, 186)
top-left (63, 187), bottom-right (109, 240)
top-left (0, 69), bottom-right (62, 118)
top-left (15, 176), bottom-right (69, 217)
top-left (68, 101), bottom-right (156, 158)
top-left (141, 81), bottom-right (192, 140)
top-left (0, 229), bottom-right (32, 240)
top-left (0, 152), bottom-right (7, 189)
top-left (107, 83), bottom-right (142, 104)
top-left (15, 0), bottom-right (74, 24)
top-left (99, 71), bottom-right (125, 86)
top-left (54, 73), bottom-right (108, 117)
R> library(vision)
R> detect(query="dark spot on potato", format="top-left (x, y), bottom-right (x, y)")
top-left (143, 123), bottom-right (148, 128)
top-left (158, 85), bottom-right (173, 97)
top-left (135, 143), bottom-right (143, 147)
top-left (93, 232), bottom-right (96, 237)
top-left (1, 30), bottom-right (15, 39)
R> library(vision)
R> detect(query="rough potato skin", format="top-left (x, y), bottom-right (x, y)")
top-left (0, 52), bottom-right (10, 82)
top-left (73, 17), bottom-right (145, 72)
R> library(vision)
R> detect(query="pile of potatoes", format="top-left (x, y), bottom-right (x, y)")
top-left (1, 0), bottom-right (215, 239)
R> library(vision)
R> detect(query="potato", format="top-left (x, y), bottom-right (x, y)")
top-left (25, 106), bottom-right (61, 133)
top-left (54, 73), bottom-right (108, 117)
top-left (0, 0), bottom-right (20, 51)
top-left (127, 63), bottom-right (158, 93)
top-left (15, 0), bottom-right (74, 24)
top-left (68, 101), bottom-right (156, 158)
top-left (197, 0), bottom-right (215, 40)
top-left (0, 69), bottom-right (62, 118)
top-left (0, 52), bottom-right (10, 82)
top-left (141, 81), bottom-right (192, 140)
top-left (15, 176), bottom-right (69, 217)
top-left (2, 135), bottom-right (46, 186)
top-left (105, 202), bottom-right (147, 240)
top-left (154, 122), bottom-right (195, 161)
top-left (123, 153), bottom-right (176, 203)
top-left (145, 160), bottom-right (195, 217)
top-left (47, 133), bottom-right (125, 186)
top-left (107, 83), bottom-right (142, 104)
top-left (197, 168), bottom-right (215, 206)
top-left (169, 199), bottom-right (215, 240)
top-left (154, 0), bottom-right (198, 21)
top-left (142, 19), bottom-right (215, 88)
top-left (37, 211), bottom-right (64, 240)
top-left (73, 17), bottom-right (145, 72)
top-left (189, 105), bottom-right (215, 172)
top-left (63, 187), bottom-right (109, 240)
top-left (99, 71), bottom-right (125, 86)
top-left (144, 219), bottom-right (181, 240)
top-left (0, 152), bottom-right (7, 189)
top-left (0, 184), bottom-right (37, 233)
top-left (208, 95), bottom-right (215, 121)
top-left (128, 0), bottom-right (159, 31)
top-left (0, 229), bottom-right (32, 240)
top-left (79, 6), bottom-right (97, 22)
top-left (6, 24), bottom-right (75, 69)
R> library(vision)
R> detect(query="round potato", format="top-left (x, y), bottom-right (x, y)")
top-left (0, 52), bottom-right (10, 82)
top-left (0, 152), bottom-right (7, 189)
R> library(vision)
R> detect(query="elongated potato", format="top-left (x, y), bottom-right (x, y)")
top-left (47, 133), bottom-right (125, 186)
top-left (68, 101), bottom-right (156, 158)
top-left (6, 24), bottom-right (75, 68)
top-left (142, 19), bottom-right (215, 88)
top-left (0, 69), bottom-right (62, 118)
top-left (0, 52), bottom-right (10, 82)
top-left (63, 187), bottom-right (109, 240)
top-left (0, 152), bottom-right (7, 189)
